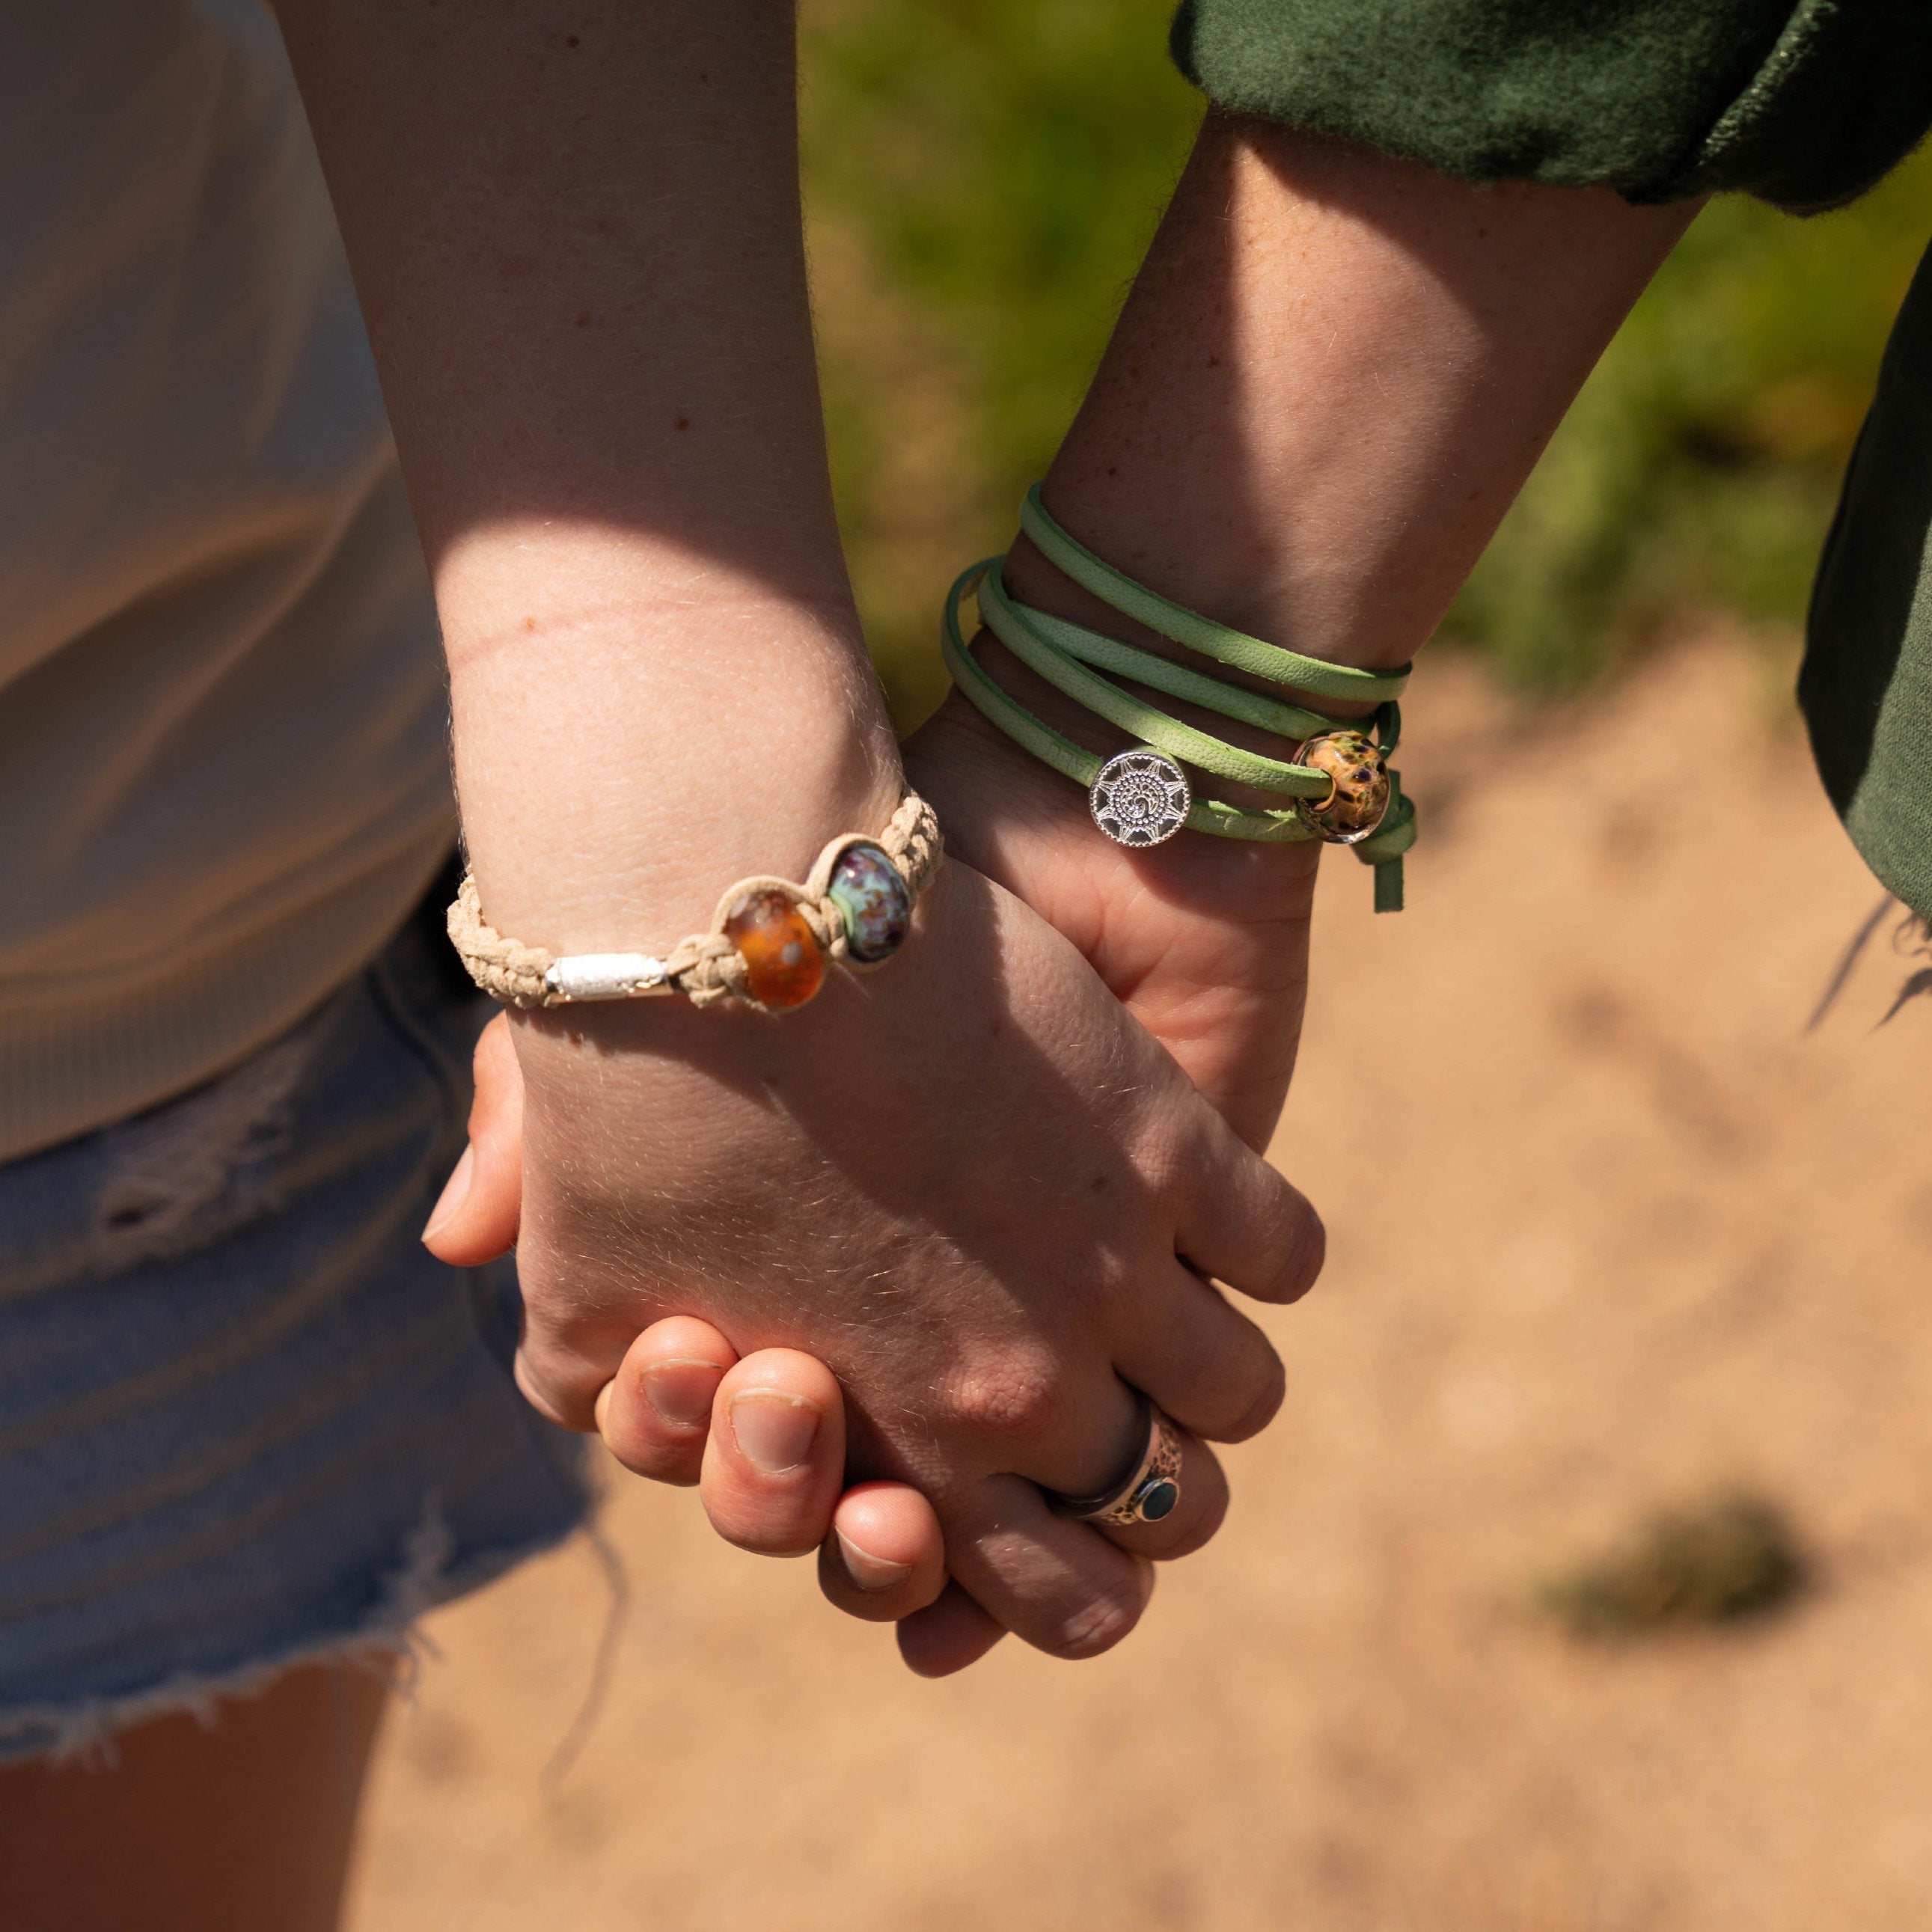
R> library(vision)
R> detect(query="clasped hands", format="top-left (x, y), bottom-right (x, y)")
top-left (424, 691), bottom-right (1327, 1678)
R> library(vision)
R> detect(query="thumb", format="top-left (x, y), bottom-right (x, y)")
top-left (423, 1011), bottom-right (525, 1264)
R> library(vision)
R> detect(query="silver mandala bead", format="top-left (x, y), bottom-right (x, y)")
top-left (1088, 748), bottom-right (1190, 847)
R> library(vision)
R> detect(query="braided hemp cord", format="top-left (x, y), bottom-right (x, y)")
top-left (447, 790), bottom-right (942, 1011)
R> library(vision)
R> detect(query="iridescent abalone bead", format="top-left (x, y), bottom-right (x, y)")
top-left (724, 887), bottom-right (825, 1009)
top-left (825, 841), bottom-right (912, 963)
top-left (1292, 730), bottom-right (1390, 846)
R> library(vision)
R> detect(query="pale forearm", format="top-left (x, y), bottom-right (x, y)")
top-left (277, 0), bottom-right (899, 948)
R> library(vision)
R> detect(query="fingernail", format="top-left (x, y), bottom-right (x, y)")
top-left (727, 1390), bottom-right (822, 1473)
top-left (836, 1529), bottom-right (913, 1592)
top-left (642, 1358), bottom-right (724, 1432)
top-left (422, 1145), bottom-right (474, 1242)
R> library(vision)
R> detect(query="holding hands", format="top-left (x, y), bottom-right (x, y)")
top-left (427, 751), bottom-right (1324, 1673)
top-left (281, 0), bottom-right (1687, 1678)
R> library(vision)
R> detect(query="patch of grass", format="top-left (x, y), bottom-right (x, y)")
top-left (1539, 1495), bottom-right (1808, 1642)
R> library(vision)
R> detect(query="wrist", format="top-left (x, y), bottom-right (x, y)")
top-left (967, 529), bottom-right (1383, 838)
top-left (447, 580), bottom-right (903, 955)
top-left (908, 686), bottom-right (1320, 920)
top-left (1003, 484), bottom-right (1418, 688)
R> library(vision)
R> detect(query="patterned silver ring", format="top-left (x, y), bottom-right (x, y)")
top-left (1045, 1394), bottom-right (1185, 1528)
top-left (1088, 748), bottom-right (1190, 848)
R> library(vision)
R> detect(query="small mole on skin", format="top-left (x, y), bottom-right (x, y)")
top-left (575, 311), bottom-right (591, 327)
top-left (675, 415), bottom-right (691, 432)
top-left (1206, 353), bottom-right (1222, 367)
top-left (1089, 1175), bottom-right (1108, 1196)
top-left (523, 616), bottom-right (537, 632)
top-left (565, 34), bottom-right (579, 48)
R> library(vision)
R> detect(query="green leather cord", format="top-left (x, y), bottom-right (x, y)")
top-left (986, 569), bottom-right (1363, 741)
top-left (1019, 486), bottom-right (1411, 707)
top-left (941, 488), bottom-right (1419, 905)
top-left (979, 557), bottom-right (1403, 753)
top-left (977, 560), bottom-right (1329, 798)
top-left (943, 559), bottom-right (1421, 873)
top-left (942, 563), bottom-right (1318, 842)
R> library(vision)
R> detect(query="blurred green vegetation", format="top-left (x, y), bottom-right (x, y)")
top-left (802, 0), bottom-right (1198, 724)
top-left (1539, 1495), bottom-right (1807, 1641)
top-left (801, 0), bottom-right (1932, 724)
top-left (1456, 156), bottom-right (1932, 688)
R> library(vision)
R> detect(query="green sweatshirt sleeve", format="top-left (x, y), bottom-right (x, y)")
top-left (1800, 251), bottom-right (1932, 920)
top-left (1171, 1), bottom-right (1932, 213)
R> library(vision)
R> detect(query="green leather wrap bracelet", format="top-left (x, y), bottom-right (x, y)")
top-left (941, 488), bottom-right (1419, 911)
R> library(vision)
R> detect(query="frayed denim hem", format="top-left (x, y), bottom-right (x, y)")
top-left (0, 1500), bottom-right (590, 1770)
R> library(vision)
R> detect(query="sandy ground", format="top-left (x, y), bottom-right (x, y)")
top-left (346, 638), bottom-right (1932, 1932)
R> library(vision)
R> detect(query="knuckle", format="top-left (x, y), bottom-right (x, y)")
top-left (1157, 1472), bottom-right (1230, 1559)
top-left (815, 1542), bottom-right (908, 1622)
top-left (603, 1431), bottom-right (703, 1487)
top-left (1041, 1588), bottom-right (1143, 1662)
top-left (710, 1510), bottom-right (819, 1561)
top-left (945, 1353), bottom-right (1063, 1449)
top-left (515, 1319), bottom-right (626, 1434)
top-left (1210, 1345), bottom-right (1287, 1443)
top-left (1129, 1119), bottom-right (1193, 1213)
top-left (1062, 1253), bottom-right (1139, 1336)
top-left (513, 1350), bottom-right (589, 1431)
top-left (1256, 1190), bottom-right (1326, 1303)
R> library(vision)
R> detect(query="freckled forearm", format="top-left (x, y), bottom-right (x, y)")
top-left (1012, 113), bottom-right (1698, 671)
top-left (275, 0), bottom-right (899, 947)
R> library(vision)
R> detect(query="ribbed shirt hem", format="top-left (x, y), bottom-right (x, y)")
top-left (0, 828), bottom-right (455, 1164)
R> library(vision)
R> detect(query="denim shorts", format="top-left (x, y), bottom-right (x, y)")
top-left (0, 872), bottom-right (591, 1763)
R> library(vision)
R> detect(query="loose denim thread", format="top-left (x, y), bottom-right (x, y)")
top-left (1, 1502), bottom-right (455, 1769)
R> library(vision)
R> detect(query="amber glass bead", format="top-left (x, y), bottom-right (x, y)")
top-left (1293, 730), bottom-right (1390, 846)
top-left (724, 888), bottom-right (825, 1009)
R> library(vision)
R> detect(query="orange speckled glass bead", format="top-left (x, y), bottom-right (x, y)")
top-left (723, 888), bottom-right (825, 1009)
top-left (1292, 729), bottom-right (1390, 846)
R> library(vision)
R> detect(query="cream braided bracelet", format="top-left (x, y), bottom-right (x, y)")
top-left (447, 791), bottom-right (941, 1013)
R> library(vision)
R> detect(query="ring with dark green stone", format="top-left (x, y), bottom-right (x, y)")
top-left (1045, 1395), bottom-right (1185, 1529)
top-left (1134, 1475), bottom-right (1181, 1521)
